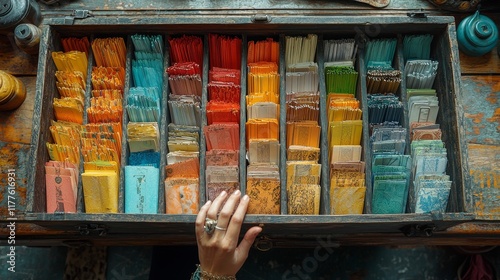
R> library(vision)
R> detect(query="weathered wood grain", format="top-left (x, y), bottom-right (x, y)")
top-left (0, 142), bottom-right (30, 216)
top-left (461, 76), bottom-right (500, 146)
top-left (460, 46), bottom-right (500, 75)
top-left (461, 76), bottom-right (500, 218)
top-left (0, 35), bottom-right (38, 76)
top-left (468, 144), bottom-right (500, 219)
top-left (38, 0), bottom-right (434, 13)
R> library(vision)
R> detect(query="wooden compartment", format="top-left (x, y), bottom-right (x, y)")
top-left (25, 14), bottom-right (473, 245)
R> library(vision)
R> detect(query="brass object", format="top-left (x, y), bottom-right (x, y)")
top-left (0, 70), bottom-right (26, 111)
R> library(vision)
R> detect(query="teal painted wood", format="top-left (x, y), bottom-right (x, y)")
top-left (461, 77), bottom-right (500, 146)
top-left (461, 76), bottom-right (500, 218)
top-left (37, 0), bottom-right (436, 13)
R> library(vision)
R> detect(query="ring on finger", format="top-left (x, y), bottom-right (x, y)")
top-left (215, 225), bottom-right (227, 231)
top-left (204, 218), bottom-right (218, 235)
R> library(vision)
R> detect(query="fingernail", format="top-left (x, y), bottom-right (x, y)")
top-left (219, 191), bottom-right (227, 197)
top-left (242, 194), bottom-right (249, 201)
top-left (233, 190), bottom-right (241, 196)
top-left (204, 200), bottom-right (211, 206)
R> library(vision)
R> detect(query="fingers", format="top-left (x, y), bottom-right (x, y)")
top-left (224, 194), bottom-right (250, 246)
top-left (195, 200), bottom-right (212, 241)
top-left (216, 190), bottom-right (241, 228)
top-left (206, 191), bottom-right (228, 220)
top-left (236, 226), bottom-right (263, 259)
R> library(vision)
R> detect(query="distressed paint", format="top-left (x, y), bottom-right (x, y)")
top-left (448, 222), bottom-right (500, 234)
top-left (468, 143), bottom-right (500, 219)
top-left (462, 76), bottom-right (500, 145)
top-left (38, 0), bottom-right (436, 13)
top-left (0, 142), bottom-right (30, 217)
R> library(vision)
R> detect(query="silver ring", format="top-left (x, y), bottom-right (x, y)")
top-left (215, 225), bottom-right (227, 231)
top-left (204, 218), bottom-right (218, 235)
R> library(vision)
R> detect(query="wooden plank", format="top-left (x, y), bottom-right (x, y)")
top-left (460, 45), bottom-right (500, 75)
top-left (38, 0), bottom-right (435, 12)
top-left (461, 76), bottom-right (500, 145)
top-left (468, 144), bottom-right (500, 219)
top-left (0, 143), bottom-right (31, 216)
top-left (0, 76), bottom-right (36, 144)
top-left (0, 35), bottom-right (38, 76)
top-left (461, 76), bottom-right (500, 218)
top-left (4, 222), bottom-right (500, 247)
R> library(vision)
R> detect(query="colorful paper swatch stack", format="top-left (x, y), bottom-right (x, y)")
top-left (324, 39), bottom-right (357, 64)
top-left (284, 34), bottom-right (321, 215)
top-left (327, 94), bottom-right (365, 214)
top-left (370, 122), bottom-right (410, 215)
top-left (123, 34), bottom-right (164, 214)
top-left (325, 65), bottom-right (358, 96)
top-left (365, 38), bottom-right (412, 214)
top-left (61, 37), bottom-right (90, 55)
top-left (322, 38), bottom-right (365, 215)
top-left (403, 34), bottom-right (433, 63)
top-left (203, 34), bottom-right (242, 203)
top-left (80, 37), bottom-right (127, 213)
top-left (245, 38), bottom-right (281, 214)
top-left (164, 35), bottom-right (204, 214)
top-left (371, 153), bottom-right (411, 214)
top-left (51, 50), bottom-right (87, 125)
top-left (403, 34), bottom-right (451, 213)
top-left (45, 38), bottom-right (90, 213)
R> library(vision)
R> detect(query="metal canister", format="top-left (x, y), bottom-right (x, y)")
top-left (0, 0), bottom-right (42, 34)
top-left (0, 70), bottom-right (27, 111)
top-left (14, 23), bottom-right (41, 54)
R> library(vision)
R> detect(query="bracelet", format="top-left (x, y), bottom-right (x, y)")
top-left (191, 264), bottom-right (236, 280)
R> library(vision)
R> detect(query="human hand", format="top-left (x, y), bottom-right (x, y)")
top-left (195, 190), bottom-right (262, 277)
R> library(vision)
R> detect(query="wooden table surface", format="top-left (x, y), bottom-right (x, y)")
top-left (0, 0), bottom-right (499, 246)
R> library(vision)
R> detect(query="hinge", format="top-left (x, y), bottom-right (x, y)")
top-left (400, 223), bottom-right (437, 237)
top-left (251, 14), bottom-right (272, 23)
top-left (407, 11), bottom-right (428, 19)
top-left (77, 223), bottom-right (107, 237)
top-left (59, 9), bottom-right (93, 25)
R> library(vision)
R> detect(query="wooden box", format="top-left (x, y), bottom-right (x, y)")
top-left (25, 13), bottom-right (473, 246)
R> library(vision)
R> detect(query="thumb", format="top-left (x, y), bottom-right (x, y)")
top-left (235, 226), bottom-right (263, 258)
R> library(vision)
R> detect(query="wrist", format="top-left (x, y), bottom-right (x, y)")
top-left (191, 264), bottom-right (236, 280)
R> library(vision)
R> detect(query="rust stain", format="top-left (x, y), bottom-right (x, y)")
top-left (0, 223), bottom-right (70, 235)
top-left (486, 92), bottom-right (499, 105)
top-left (465, 112), bottom-right (485, 124)
top-left (470, 169), bottom-right (500, 217)
top-left (472, 126), bottom-right (484, 136)
top-left (486, 107), bottom-right (500, 133)
top-left (0, 143), bottom-right (27, 216)
top-left (449, 223), bottom-right (500, 234)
